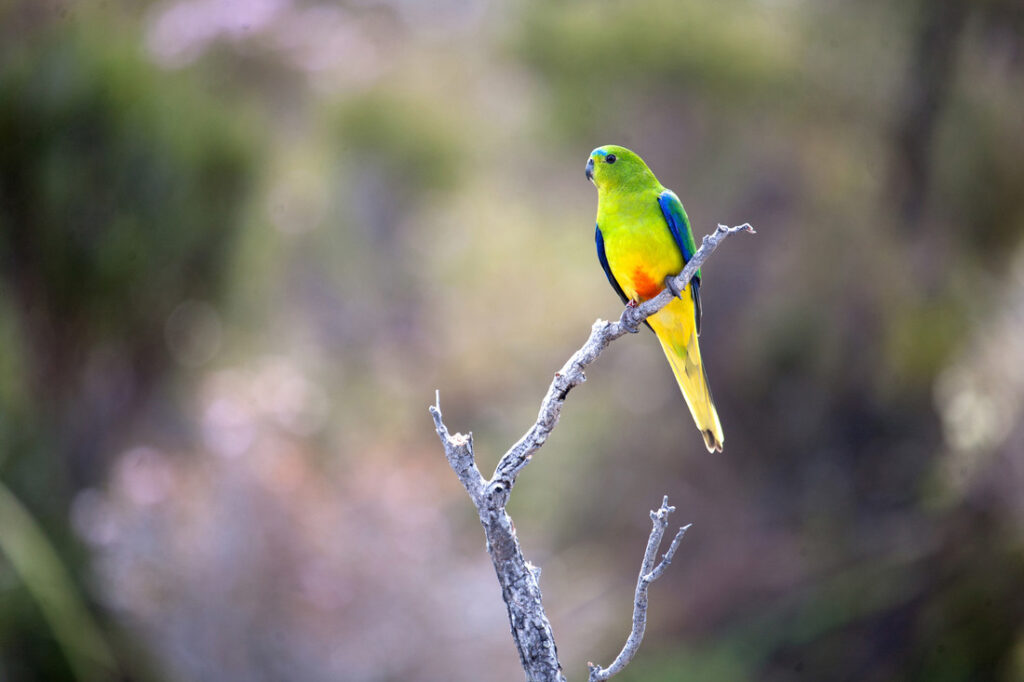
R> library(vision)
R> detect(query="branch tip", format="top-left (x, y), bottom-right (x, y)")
top-left (651, 502), bottom-right (675, 522)
top-left (717, 221), bottom-right (756, 235)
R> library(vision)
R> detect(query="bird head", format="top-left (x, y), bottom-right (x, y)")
top-left (585, 145), bottom-right (656, 192)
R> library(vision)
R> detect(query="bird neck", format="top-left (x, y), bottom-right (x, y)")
top-left (598, 177), bottom-right (661, 208)
top-left (598, 168), bottom-right (660, 197)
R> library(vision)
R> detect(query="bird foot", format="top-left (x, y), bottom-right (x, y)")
top-left (618, 306), bottom-right (641, 333)
top-left (664, 275), bottom-right (685, 299)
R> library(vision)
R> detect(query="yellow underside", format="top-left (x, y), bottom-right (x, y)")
top-left (598, 188), bottom-right (723, 451)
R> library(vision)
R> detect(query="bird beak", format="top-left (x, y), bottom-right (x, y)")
top-left (585, 157), bottom-right (594, 183)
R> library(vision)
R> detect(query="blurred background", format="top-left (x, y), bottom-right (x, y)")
top-left (1, 0), bottom-right (1023, 680)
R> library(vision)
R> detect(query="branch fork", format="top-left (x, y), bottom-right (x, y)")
top-left (588, 497), bottom-right (690, 682)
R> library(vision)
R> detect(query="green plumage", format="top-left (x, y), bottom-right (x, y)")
top-left (588, 145), bottom-right (724, 452)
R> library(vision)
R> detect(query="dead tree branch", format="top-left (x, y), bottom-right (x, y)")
top-left (430, 222), bottom-right (753, 682)
top-left (588, 497), bottom-right (690, 681)
top-left (430, 395), bottom-right (564, 681)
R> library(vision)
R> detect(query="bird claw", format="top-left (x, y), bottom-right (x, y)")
top-left (664, 275), bottom-right (685, 299)
top-left (619, 307), bottom-right (641, 333)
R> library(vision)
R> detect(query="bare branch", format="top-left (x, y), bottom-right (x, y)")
top-left (431, 395), bottom-right (565, 682)
top-left (430, 222), bottom-right (752, 681)
top-left (429, 391), bottom-right (485, 503)
top-left (588, 498), bottom-right (691, 682)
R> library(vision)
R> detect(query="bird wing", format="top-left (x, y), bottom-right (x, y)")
top-left (656, 190), bottom-right (702, 334)
top-left (595, 223), bottom-right (629, 306)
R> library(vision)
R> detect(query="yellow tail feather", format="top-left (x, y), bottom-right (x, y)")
top-left (649, 301), bottom-right (724, 453)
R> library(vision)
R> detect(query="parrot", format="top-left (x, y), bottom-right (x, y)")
top-left (586, 144), bottom-right (724, 452)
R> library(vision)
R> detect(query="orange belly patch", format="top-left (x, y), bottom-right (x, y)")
top-left (630, 267), bottom-right (664, 301)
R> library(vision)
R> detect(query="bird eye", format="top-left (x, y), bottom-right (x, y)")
top-left (606, 154), bottom-right (617, 164)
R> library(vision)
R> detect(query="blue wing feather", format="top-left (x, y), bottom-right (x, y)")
top-left (657, 191), bottom-right (703, 334)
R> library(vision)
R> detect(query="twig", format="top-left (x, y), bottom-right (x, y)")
top-left (430, 390), bottom-right (485, 502)
top-left (587, 497), bottom-right (691, 681)
top-left (430, 223), bottom-right (753, 681)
